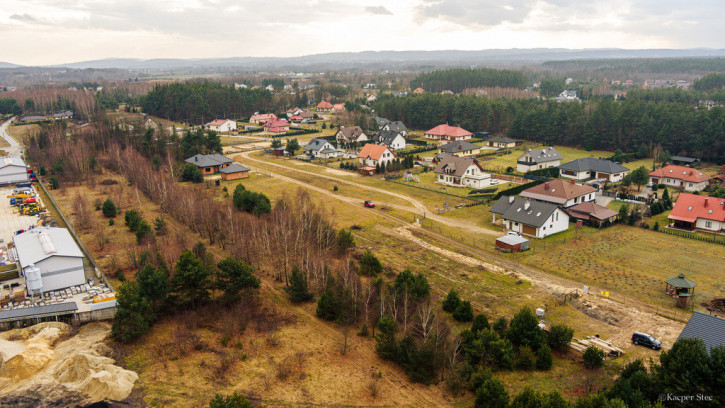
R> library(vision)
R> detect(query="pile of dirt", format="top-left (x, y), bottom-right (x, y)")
top-left (0, 322), bottom-right (138, 407)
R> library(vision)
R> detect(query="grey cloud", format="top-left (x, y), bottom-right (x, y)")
top-left (10, 13), bottom-right (40, 23)
top-left (365, 6), bottom-right (393, 15)
top-left (417, 0), bottom-right (533, 27)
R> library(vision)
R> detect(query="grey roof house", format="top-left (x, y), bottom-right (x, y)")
top-left (677, 312), bottom-right (725, 352)
top-left (559, 158), bottom-right (630, 182)
top-left (381, 121), bottom-right (408, 135)
top-left (303, 138), bottom-right (337, 158)
top-left (439, 141), bottom-right (481, 156)
top-left (184, 154), bottom-right (233, 174)
top-left (373, 130), bottom-right (406, 150)
top-left (516, 147), bottom-right (563, 173)
top-left (490, 196), bottom-right (569, 238)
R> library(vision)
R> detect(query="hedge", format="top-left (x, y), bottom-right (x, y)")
top-left (526, 167), bottom-right (560, 178)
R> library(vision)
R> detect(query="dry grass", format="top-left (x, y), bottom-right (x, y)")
top-left (6, 124), bottom-right (41, 144)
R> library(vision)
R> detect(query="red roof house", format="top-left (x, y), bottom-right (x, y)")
top-left (250, 113), bottom-right (277, 124)
top-left (650, 165), bottom-right (711, 192)
top-left (316, 101), bottom-right (333, 111)
top-left (424, 124), bottom-right (473, 142)
top-left (668, 193), bottom-right (725, 232)
top-left (357, 143), bottom-right (395, 169)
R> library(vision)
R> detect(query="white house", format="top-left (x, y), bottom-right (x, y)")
top-left (489, 196), bottom-right (569, 238)
top-left (380, 121), bottom-right (408, 137)
top-left (516, 147), bottom-right (563, 173)
top-left (304, 138), bottom-right (337, 159)
top-left (207, 119), bottom-right (237, 133)
top-left (13, 227), bottom-right (85, 294)
top-left (373, 130), bottom-right (406, 150)
top-left (669, 194), bottom-right (725, 233)
top-left (433, 156), bottom-right (491, 188)
top-left (649, 165), bottom-right (711, 192)
top-left (0, 156), bottom-right (28, 185)
top-left (357, 143), bottom-right (395, 168)
top-left (559, 158), bottom-right (629, 182)
top-left (520, 179), bottom-right (598, 208)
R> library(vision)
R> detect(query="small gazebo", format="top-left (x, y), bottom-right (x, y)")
top-left (665, 274), bottom-right (697, 308)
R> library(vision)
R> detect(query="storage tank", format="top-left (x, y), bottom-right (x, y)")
top-left (25, 264), bottom-right (43, 295)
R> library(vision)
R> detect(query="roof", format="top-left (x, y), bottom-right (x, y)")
top-left (208, 119), bottom-right (232, 127)
top-left (677, 312), bottom-right (725, 351)
top-left (374, 130), bottom-right (403, 146)
top-left (489, 196), bottom-right (562, 228)
top-left (220, 163), bottom-right (249, 174)
top-left (13, 227), bottom-right (84, 269)
top-left (184, 154), bottom-right (233, 168)
top-left (250, 113), bottom-right (276, 121)
top-left (433, 156), bottom-right (483, 177)
top-left (333, 103), bottom-right (345, 110)
top-left (304, 138), bottom-right (331, 152)
top-left (520, 179), bottom-right (597, 205)
top-left (413, 87), bottom-right (425, 93)
top-left (357, 143), bottom-right (391, 161)
top-left (337, 126), bottom-right (365, 139)
top-left (496, 235), bottom-right (529, 246)
top-left (0, 156), bottom-right (26, 169)
top-left (0, 302), bottom-right (78, 322)
top-left (486, 135), bottom-right (517, 144)
top-left (425, 124), bottom-right (473, 138)
top-left (264, 118), bottom-right (290, 128)
top-left (383, 121), bottom-right (408, 132)
top-left (559, 158), bottom-right (629, 174)
top-left (668, 193), bottom-right (725, 223)
top-left (320, 148), bottom-right (337, 154)
top-left (649, 165), bottom-right (711, 183)
top-left (300, 111), bottom-right (315, 118)
top-left (665, 273), bottom-right (697, 289)
top-left (374, 116), bottom-right (390, 127)
top-left (316, 100), bottom-right (333, 109)
top-left (517, 147), bottom-right (563, 164)
top-left (439, 141), bottom-right (481, 154)
top-left (671, 156), bottom-right (698, 163)
top-left (567, 202), bottom-right (619, 221)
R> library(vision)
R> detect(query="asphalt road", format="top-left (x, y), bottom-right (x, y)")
top-left (0, 117), bottom-right (23, 157)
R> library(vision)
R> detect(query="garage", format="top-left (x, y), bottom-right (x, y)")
top-left (522, 225), bottom-right (537, 236)
top-left (496, 235), bottom-right (529, 252)
top-left (0, 157), bottom-right (28, 185)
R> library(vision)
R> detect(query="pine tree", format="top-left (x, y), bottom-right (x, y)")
top-left (285, 266), bottom-right (313, 302)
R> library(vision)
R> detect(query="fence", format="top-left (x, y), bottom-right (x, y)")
top-left (659, 227), bottom-right (725, 245)
top-left (385, 179), bottom-right (485, 203)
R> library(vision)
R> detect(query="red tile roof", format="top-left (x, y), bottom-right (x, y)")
top-left (357, 143), bottom-right (391, 161)
top-left (264, 118), bottom-right (289, 128)
top-left (250, 113), bottom-right (277, 121)
top-left (317, 101), bottom-right (333, 109)
top-left (333, 103), bottom-right (345, 110)
top-left (650, 165), bottom-right (711, 183)
top-left (425, 124), bottom-right (472, 138)
top-left (520, 179), bottom-right (597, 205)
top-left (669, 193), bottom-right (725, 223)
top-left (208, 119), bottom-right (230, 126)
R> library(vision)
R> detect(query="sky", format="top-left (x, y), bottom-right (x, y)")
top-left (1, 0), bottom-right (724, 66)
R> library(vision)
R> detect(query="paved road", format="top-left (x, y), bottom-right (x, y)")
top-left (0, 117), bottom-right (22, 157)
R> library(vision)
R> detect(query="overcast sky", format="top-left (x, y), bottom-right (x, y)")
top-left (2, 0), bottom-right (724, 66)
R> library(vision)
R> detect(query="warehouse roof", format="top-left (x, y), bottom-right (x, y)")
top-left (0, 156), bottom-right (25, 169)
top-left (0, 302), bottom-right (78, 322)
top-left (13, 227), bottom-right (84, 269)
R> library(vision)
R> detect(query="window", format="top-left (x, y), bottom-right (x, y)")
top-left (706, 221), bottom-right (712, 228)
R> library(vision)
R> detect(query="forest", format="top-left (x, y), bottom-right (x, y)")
top-left (409, 68), bottom-right (528, 93)
top-left (373, 94), bottom-right (725, 164)
top-left (542, 57), bottom-right (725, 74)
top-left (140, 81), bottom-right (274, 124)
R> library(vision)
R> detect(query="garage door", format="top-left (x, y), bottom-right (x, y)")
top-left (522, 225), bottom-right (536, 236)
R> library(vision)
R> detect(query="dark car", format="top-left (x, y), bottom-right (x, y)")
top-left (364, 200), bottom-right (375, 208)
top-left (632, 332), bottom-right (662, 350)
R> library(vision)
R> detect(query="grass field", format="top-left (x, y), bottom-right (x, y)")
top-left (6, 124), bottom-right (41, 144)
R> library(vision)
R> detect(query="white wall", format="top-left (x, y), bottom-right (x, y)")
top-left (695, 218), bottom-right (724, 232)
top-left (503, 208), bottom-right (569, 239)
top-left (516, 160), bottom-right (560, 173)
top-left (560, 170), bottom-right (589, 180)
top-left (33, 256), bottom-right (85, 293)
top-left (563, 192), bottom-right (596, 208)
top-left (654, 177), bottom-right (708, 192)
top-left (0, 165), bottom-right (28, 185)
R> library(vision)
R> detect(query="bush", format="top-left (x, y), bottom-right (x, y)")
top-left (468, 366), bottom-right (492, 392)
top-left (583, 346), bottom-right (605, 369)
top-left (209, 392), bottom-right (254, 408)
top-left (101, 199), bottom-right (117, 218)
top-left (475, 378), bottom-right (509, 408)
top-left (182, 163), bottom-right (204, 183)
top-left (547, 324), bottom-right (574, 352)
top-left (125, 210), bottom-right (143, 231)
top-left (49, 176), bottom-right (60, 189)
top-left (333, 185), bottom-right (338, 191)
top-left (359, 250), bottom-right (383, 276)
top-left (286, 266), bottom-right (313, 303)
top-left (337, 229), bottom-right (355, 253)
top-left (515, 345), bottom-right (536, 370)
top-left (442, 289), bottom-right (461, 313)
top-left (111, 281), bottom-right (153, 343)
top-left (493, 317), bottom-right (508, 333)
top-left (108, 218), bottom-right (115, 226)
top-left (136, 220), bottom-right (152, 243)
top-left (453, 300), bottom-right (474, 322)
top-left (536, 344), bottom-right (553, 370)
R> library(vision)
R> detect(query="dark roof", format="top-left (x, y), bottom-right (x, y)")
top-left (440, 141), bottom-right (481, 154)
top-left (383, 121), bottom-right (407, 132)
top-left (374, 116), bottom-right (390, 127)
top-left (665, 273), bottom-right (697, 289)
top-left (559, 158), bottom-right (629, 174)
top-left (374, 130), bottom-right (403, 146)
top-left (677, 312), bottom-right (725, 351)
top-left (185, 154), bottom-right (233, 168)
top-left (304, 138), bottom-right (332, 152)
top-left (337, 126), bottom-right (365, 139)
top-left (433, 156), bottom-right (482, 177)
top-left (671, 156), bottom-right (698, 163)
top-left (220, 163), bottom-right (249, 174)
top-left (0, 302), bottom-right (78, 322)
top-left (517, 147), bottom-right (563, 164)
top-left (489, 196), bottom-right (561, 228)
top-left (486, 135), bottom-right (517, 144)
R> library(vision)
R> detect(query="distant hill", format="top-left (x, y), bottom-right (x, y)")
top-left (54, 48), bottom-right (725, 70)
top-left (0, 62), bottom-right (20, 69)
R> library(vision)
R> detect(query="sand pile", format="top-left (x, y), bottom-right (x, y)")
top-left (0, 322), bottom-right (138, 406)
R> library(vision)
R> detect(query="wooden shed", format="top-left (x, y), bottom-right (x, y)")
top-left (495, 235), bottom-right (529, 253)
top-left (220, 164), bottom-right (250, 181)
top-left (665, 273), bottom-right (697, 309)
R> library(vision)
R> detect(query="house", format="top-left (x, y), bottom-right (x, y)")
top-left (264, 118), bottom-right (290, 133)
top-left (287, 107), bottom-right (304, 116)
top-left (299, 111), bottom-right (315, 122)
top-left (13, 227), bottom-right (85, 294)
top-left (288, 115), bottom-right (303, 124)
top-left (433, 156), bottom-right (491, 188)
top-left (374, 116), bottom-right (390, 129)
top-left (335, 126), bottom-right (368, 144)
top-left (489, 196), bottom-right (570, 238)
top-left (413, 87), bottom-right (425, 94)
top-left (0, 156), bottom-right (28, 185)
top-left (520, 179), bottom-right (597, 208)
top-left (304, 138), bottom-right (337, 159)
top-left (438, 141), bottom-right (482, 157)
top-left (373, 130), bottom-right (406, 150)
top-left (565, 202), bottom-right (619, 226)
top-left (357, 143), bottom-right (395, 168)
top-left (556, 90), bottom-right (581, 102)
top-left (668, 193), bottom-right (725, 233)
top-left (332, 103), bottom-right (345, 113)
top-left (559, 158), bottom-right (629, 182)
top-left (220, 164), bottom-right (250, 181)
top-left (495, 235), bottom-right (529, 253)
top-left (249, 113), bottom-right (277, 124)
top-left (185, 154), bottom-right (233, 175)
top-left (677, 312), bottom-right (725, 352)
top-left (424, 124), bottom-right (473, 142)
top-left (381, 121), bottom-right (408, 137)
top-left (649, 165), bottom-right (711, 192)
top-left (711, 175), bottom-right (725, 188)
top-left (21, 115), bottom-right (46, 122)
top-left (671, 156), bottom-right (700, 167)
top-left (516, 147), bottom-right (563, 173)
top-left (271, 147), bottom-right (289, 156)
top-left (207, 119), bottom-right (237, 133)
top-left (52, 110), bottom-right (73, 120)
top-left (234, 83), bottom-right (248, 90)
top-left (316, 101), bottom-right (333, 112)
top-left (484, 135), bottom-right (521, 149)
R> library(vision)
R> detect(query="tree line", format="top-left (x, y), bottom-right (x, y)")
top-left (410, 68), bottom-right (529, 93)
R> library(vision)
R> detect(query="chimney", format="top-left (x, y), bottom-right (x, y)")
top-left (459, 145), bottom-right (463, 149)
top-left (508, 195), bottom-right (515, 203)
top-left (704, 197), bottom-right (709, 206)
top-left (524, 201), bottom-right (531, 211)
top-left (544, 182), bottom-right (549, 190)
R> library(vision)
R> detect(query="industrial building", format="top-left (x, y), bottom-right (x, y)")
top-left (0, 157), bottom-right (29, 185)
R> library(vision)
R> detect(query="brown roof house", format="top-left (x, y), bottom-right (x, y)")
top-left (335, 126), bottom-right (368, 144)
top-left (520, 179), bottom-right (597, 208)
top-left (433, 156), bottom-right (491, 188)
top-left (566, 202), bottom-right (619, 227)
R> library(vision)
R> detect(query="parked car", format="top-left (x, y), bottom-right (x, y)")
top-left (631, 332), bottom-right (661, 350)
top-left (490, 179), bottom-right (500, 185)
top-left (364, 200), bottom-right (375, 208)
top-left (507, 231), bottom-right (521, 236)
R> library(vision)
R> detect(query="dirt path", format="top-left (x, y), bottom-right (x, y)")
top-left (236, 151), bottom-right (500, 236)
